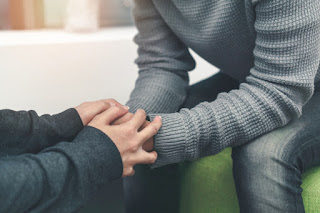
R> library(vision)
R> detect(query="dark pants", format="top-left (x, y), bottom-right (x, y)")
top-left (123, 72), bottom-right (320, 213)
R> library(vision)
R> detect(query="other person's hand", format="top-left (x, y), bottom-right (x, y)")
top-left (75, 99), bottom-right (127, 126)
top-left (112, 112), bottom-right (155, 152)
top-left (89, 108), bottom-right (162, 176)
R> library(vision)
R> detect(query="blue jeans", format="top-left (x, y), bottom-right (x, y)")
top-left (123, 72), bottom-right (320, 213)
top-left (232, 87), bottom-right (320, 212)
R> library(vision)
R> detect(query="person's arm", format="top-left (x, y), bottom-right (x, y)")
top-left (0, 126), bottom-right (122, 213)
top-left (0, 109), bottom-right (83, 156)
top-left (131, 0), bottom-right (320, 168)
top-left (126, 0), bottom-right (196, 114)
top-left (0, 106), bottom-right (161, 213)
top-left (0, 99), bottom-right (122, 156)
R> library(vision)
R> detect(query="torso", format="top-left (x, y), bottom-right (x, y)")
top-left (152, 0), bottom-right (320, 83)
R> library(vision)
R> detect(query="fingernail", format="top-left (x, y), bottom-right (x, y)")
top-left (157, 116), bottom-right (162, 120)
top-left (109, 102), bottom-right (115, 107)
top-left (123, 106), bottom-right (130, 110)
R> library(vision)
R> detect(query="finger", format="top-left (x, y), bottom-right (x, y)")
top-left (138, 120), bottom-right (150, 132)
top-left (123, 167), bottom-right (135, 177)
top-left (133, 150), bottom-right (158, 165)
top-left (98, 106), bottom-right (128, 125)
top-left (139, 116), bottom-right (162, 143)
top-left (128, 109), bottom-right (147, 129)
top-left (102, 99), bottom-right (129, 110)
top-left (111, 113), bottom-right (134, 125)
top-left (95, 101), bottom-right (111, 114)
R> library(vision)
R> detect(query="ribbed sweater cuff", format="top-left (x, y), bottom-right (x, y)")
top-left (126, 70), bottom-right (189, 114)
top-left (148, 113), bottom-right (188, 168)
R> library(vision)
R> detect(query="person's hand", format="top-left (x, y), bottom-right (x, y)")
top-left (112, 112), bottom-right (154, 151)
top-left (75, 99), bottom-right (127, 126)
top-left (88, 108), bottom-right (162, 176)
top-left (111, 112), bottom-right (134, 125)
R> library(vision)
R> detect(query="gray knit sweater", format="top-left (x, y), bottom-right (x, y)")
top-left (127, 0), bottom-right (320, 168)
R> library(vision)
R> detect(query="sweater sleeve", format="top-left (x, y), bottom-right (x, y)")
top-left (137, 0), bottom-right (320, 167)
top-left (0, 126), bottom-right (123, 213)
top-left (0, 108), bottom-right (83, 156)
top-left (126, 0), bottom-right (196, 114)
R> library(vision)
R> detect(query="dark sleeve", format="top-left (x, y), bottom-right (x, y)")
top-left (0, 126), bottom-right (123, 213)
top-left (0, 108), bottom-right (83, 156)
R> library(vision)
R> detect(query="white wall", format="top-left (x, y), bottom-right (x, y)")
top-left (0, 27), bottom-right (217, 115)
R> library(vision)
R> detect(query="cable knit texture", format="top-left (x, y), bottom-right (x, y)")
top-left (128, 0), bottom-right (320, 168)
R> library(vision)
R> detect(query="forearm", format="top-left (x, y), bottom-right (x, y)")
top-left (148, 0), bottom-right (320, 168)
top-left (128, 0), bottom-right (196, 114)
top-left (0, 126), bottom-right (122, 213)
top-left (0, 108), bottom-right (83, 156)
top-left (149, 81), bottom-right (314, 168)
top-left (127, 70), bottom-right (189, 114)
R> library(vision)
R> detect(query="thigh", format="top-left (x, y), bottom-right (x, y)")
top-left (123, 72), bottom-right (239, 213)
top-left (232, 91), bottom-right (320, 212)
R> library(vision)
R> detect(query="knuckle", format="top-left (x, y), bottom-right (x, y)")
top-left (125, 167), bottom-right (134, 176)
top-left (153, 153), bottom-right (158, 163)
top-left (114, 106), bottom-right (123, 113)
top-left (99, 100), bottom-right (107, 105)
top-left (150, 125), bottom-right (158, 135)
top-left (98, 101), bottom-right (107, 108)
top-left (150, 157), bottom-right (156, 164)
top-left (129, 168), bottom-right (135, 176)
top-left (108, 99), bottom-right (117, 105)
top-left (125, 126), bottom-right (135, 136)
top-left (148, 154), bottom-right (156, 163)
top-left (129, 143), bottom-right (138, 152)
top-left (138, 109), bottom-right (146, 116)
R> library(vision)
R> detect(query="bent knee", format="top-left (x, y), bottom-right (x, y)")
top-left (232, 129), bottom-right (303, 170)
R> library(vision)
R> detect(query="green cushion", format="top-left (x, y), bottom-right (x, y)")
top-left (302, 167), bottom-right (320, 212)
top-left (179, 148), bottom-right (320, 213)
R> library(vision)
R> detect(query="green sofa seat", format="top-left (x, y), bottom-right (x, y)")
top-left (179, 148), bottom-right (320, 213)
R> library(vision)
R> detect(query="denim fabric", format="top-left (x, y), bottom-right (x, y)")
top-left (123, 72), bottom-right (320, 213)
top-left (232, 90), bottom-right (320, 212)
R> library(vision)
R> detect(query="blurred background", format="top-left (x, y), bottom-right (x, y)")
top-left (0, 0), bottom-right (134, 30)
top-left (0, 1), bottom-right (217, 212)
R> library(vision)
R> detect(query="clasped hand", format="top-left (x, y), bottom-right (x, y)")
top-left (75, 99), bottom-right (161, 177)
